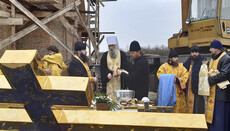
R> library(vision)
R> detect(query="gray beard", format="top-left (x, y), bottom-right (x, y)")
top-left (109, 49), bottom-right (117, 59)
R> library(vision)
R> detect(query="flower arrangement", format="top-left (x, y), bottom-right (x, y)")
top-left (94, 92), bottom-right (118, 111)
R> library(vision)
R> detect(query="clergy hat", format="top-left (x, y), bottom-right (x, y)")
top-left (130, 41), bottom-right (141, 51)
top-left (168, 49), bottom-right (178, 58)
top-left (210, 40), bottom-right (223, 49)
top-left (75, 42), bottom-right (86, 51)
top-left (190, 45), bottom-right (200, 52)
top-left (47, 45), bottom-right (59, 53)
top-left (106, 36), bottom-right (119, 46)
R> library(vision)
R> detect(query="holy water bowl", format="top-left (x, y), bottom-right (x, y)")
top-left (114, 90), bottom-right (135, 103)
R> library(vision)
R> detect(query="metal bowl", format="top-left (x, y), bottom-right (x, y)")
top-left (114, 90), bottom-right (135, 102)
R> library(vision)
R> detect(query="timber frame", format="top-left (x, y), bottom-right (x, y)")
top-left (0, 0), bottom-right (113, 64)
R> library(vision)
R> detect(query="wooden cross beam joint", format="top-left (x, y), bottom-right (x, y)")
top-left (0, 0), bottom-right (81, 51)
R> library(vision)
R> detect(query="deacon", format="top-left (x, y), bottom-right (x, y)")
top-left (157, 50), bottom-right (189, 113)
top-left (183, 45), bottom-right (206, 114)
top-left (206, 40), bottom-right (230, 131)
top-left (68, 42), bottom-right (98, 84)
top-left (117, 41), bottom-right (149, 100)
top-left (41, 45), bottom-right (67, 76)
top-left (100, 36), bottom-right (129, 98)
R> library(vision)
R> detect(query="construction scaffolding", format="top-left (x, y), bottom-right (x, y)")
top-left (0, 0), bottom-right (115, 64)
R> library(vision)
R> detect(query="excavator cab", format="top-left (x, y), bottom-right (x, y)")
top-left (168, 0), bottom-right (230, 54)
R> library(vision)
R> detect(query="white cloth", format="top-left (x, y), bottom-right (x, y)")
top-left (208, 69), bottom-right (230, 89)
top-left (106, 36), bottom-right (119, 47)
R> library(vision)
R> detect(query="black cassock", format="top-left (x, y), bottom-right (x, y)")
top-left (68, 57), bottom-right (88, 77)
top-left (121, 55), bottom-right (149, 100)
top-left (100, 51), bottom-right (129, 93)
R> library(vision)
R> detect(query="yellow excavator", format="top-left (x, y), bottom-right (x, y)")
top-left (169, 0), bottom-right (230, 54)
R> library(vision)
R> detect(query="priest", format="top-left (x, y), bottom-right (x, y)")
top-left (157, 50), bottom-right (189, 113)
top-left (100, 36), bottom-right (129, 98)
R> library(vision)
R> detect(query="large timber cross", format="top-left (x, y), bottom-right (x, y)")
top-left (0, 50), bottom-right (93, 130)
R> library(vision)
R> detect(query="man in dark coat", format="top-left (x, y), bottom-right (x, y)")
top-left (183, 45), bottom-right (206, 114)
top-left (117, 41), bottom-right (149, 100)
top-left (206, 40), bottom-right (230, 131)
top-left (100, 36), bottom-right (129, 97)
top-left (68, 42), bottom-right (97, 84)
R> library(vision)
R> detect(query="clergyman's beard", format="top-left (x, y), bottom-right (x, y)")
top-left (191, 55), bottom-right (198, 61)
top-left (109, 49), bottom-right (117, 59)
top-left (172, 61), bottom-right (178, 66)
top-left (80, 53), bottom-right (88, 63)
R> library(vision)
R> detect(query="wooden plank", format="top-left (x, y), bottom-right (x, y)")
top-left (99, 32), bottom-right (115, 34)
top-left (9, 0), bottom-right (75, 56)
top-left (98, 0), bottom-right (105, 7)
top-left (26, 0), bottom-right (60, 4)
top-left (32, 11), bottom-right (53, 18)
top-left (11, 4), bottom-right (16, 48)
top-left (0, 10), bottom-right (10, 17)
top-left (0, 0), bottom-right (81, 50)
top-left (58, 15), bottom-right (80, 40)
top-left (76, 10), bottom-right (99, 58)
top-left (32, 11), bottom-right (77, 19)
top-left (91, 35), bottom-right (104, 56)
top-left (0, 17), bottom-right (23, 25)
top-left (87, 0), bottom-right (95, 11)
top-left (52, 110), bottom-right (208, 129)
top-left (0, 0), bottom-right (11, 5)
top-left (0, 11), bottom-right (29, 21)
top-left (1, 0), bottom-right (40, 9)
top-left (65, 11), bottom-right (78, 17)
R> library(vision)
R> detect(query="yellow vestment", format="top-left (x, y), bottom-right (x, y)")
top-left (106, 50), bottom-right (121, 99)
top-left (206, 52), bottom-right (226, 123)
top-left (74, 55), bottom-right (94, 83)
top-left (41, 53), bottom-right (67, 76)
top-left (186, 65), bottom-right (195, 113)
top-left (74, 55), bottom-right (94, 101)
top-left (157, 62), bottom-right (189, 113)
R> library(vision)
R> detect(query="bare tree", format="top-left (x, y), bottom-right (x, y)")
top-left (142, 45), bottom-right (169, 56)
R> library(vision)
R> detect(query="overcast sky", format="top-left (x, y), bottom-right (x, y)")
top-left (99, 0), bottom-right (182, 52)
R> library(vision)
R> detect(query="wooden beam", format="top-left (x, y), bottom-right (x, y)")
top-left (0, 0), bottom-right (11, 5)
top-left (32, 11), bottom-right (77, 20)
top-left (79, 10), bottom-right (96, 14)
top-left (100, 32), bottom-right (115, 34)
top-left (98, 0), bottom-right (105, 7)
top-left (91, 35), bottom-right (104, 56)
top-left (15, 13), bottom-right (30, 21)
top-left (58, 15), bottom-right (80, 40)
top-left (76, 10), bottom-right (99, 59)
top-left (0, 18), bottom-right (23, 25)
top-left (0, 11), bottom-right (29, 21)
top-left (1, 0), bottom-right (40, 9)
top-left (0, 10), bottom-right (10, 17)
top-left (25, 0), bottom-right (60, 4)
top-left (32, 11), bottom-right (53, 18)
top-left (65, 11), bottom-right (78, 18)
top-left (11, 3), bottom-right (16, 48)
top-left (9, 0), bottom-right (76, 56)
top-left (0, 0), bottom-right (81, 50)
